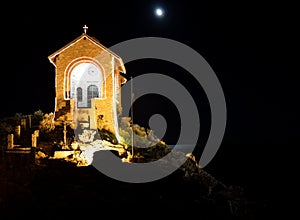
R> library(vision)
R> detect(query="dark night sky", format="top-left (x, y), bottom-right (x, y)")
top-left (0, 0), bottom-right (298, 206)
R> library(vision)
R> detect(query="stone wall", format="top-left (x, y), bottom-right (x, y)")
top-left (50, 34), bottom-right (124, 135)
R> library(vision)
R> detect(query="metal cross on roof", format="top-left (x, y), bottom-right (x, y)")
top-left (83, 25), bottom-right (88, 34)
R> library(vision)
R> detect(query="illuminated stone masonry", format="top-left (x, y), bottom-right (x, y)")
top-left (48, 26), bottom-right (127, 139)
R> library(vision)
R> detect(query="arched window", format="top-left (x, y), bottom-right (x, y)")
top-left (77, 87), bottom-right (83, 102)
top-left (87, 85), bottom-right (99, 107)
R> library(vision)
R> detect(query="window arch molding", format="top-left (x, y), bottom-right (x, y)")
top-left (64, 57), bottom-right (106, 99)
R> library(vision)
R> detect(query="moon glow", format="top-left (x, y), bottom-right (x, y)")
top-left (155, 8), bottom-right (164, 17)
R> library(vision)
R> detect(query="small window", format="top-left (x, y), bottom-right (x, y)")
top-left (77, 87), bottom-right (83, 102)
top-left (87, 85), bottom-right (99, 107)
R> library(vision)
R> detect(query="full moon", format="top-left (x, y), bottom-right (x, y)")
top-left (155, 8), bottom-right (164, 17)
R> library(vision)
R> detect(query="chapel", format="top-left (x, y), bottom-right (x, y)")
top-left (48, 25), bottom-right (127, 139)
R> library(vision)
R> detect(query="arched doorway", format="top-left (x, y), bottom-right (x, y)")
top-left (69, 63), bottom-right (102, 108)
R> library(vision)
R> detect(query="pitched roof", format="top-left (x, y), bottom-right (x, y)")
top-left (48, 33), bottom-right (126, 73)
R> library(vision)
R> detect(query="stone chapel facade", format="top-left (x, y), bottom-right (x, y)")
top-left (48, 26), bottom-right (127, 139)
